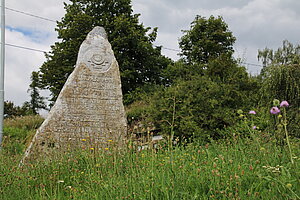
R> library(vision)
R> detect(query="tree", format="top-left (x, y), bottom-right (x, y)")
top-left (179, 15), bottom-right (236, 65)
top-left (258, 40), bottom-right (300, 68)
top-left (258, 40), bottom-right (300, 137)
top-left (36, 0), bottom-right (171, 104)
top-left (258, 40), bottom-right (300, 105)
top-left (27, 71), bottom-right (47, 114)
top-left (136, 15), bottom-right (259, 141)
top-left (4, 101), bottom-right (33, 118)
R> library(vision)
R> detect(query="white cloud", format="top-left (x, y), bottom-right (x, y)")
top-left (133, 0), bottom-right (300, 72)
top-left (4, 0), bottom-right (66, 105)
top-left (5, 29), bottom-right (51, 105)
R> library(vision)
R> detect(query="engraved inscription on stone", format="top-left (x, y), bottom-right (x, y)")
top-left (21, 26), bottom-right (127, 163)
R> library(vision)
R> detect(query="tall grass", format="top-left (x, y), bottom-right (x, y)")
top-left (0, 134), bottom-right (299, 199)
top-left (2, 115), bottom-right (44, 155)
top-left (0, 114), bottom-right (299, 199)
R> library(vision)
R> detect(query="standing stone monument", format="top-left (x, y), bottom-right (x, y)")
top-left (22, 26), bottom-right (127, 163)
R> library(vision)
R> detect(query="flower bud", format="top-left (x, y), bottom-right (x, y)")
top-left (273, 99), bottom-right (280, 107)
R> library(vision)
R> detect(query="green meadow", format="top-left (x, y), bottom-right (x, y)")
top-left (0, 115), bottom-right (299, 200)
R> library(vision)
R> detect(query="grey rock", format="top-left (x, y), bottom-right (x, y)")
top-left (21, 26), bottom-right (127, 163)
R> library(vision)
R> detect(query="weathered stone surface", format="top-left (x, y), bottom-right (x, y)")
top-left (22, 27), bottom-right (127, 163)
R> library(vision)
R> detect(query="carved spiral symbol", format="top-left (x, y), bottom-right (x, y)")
top-left (91, 54), bottom-right (105, 65)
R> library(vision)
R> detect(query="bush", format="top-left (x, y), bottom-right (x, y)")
top-left (145, 76), bottom-right (253, 142)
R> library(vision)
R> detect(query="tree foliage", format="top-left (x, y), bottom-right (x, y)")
top-left (36, 0), bottom-right (170, 104)
top-left (27, 71), bottom-right (47, 114)
top-left (258, 40), bottom-right (300, 137)
top-left (127, 15), bottom-right (259, 141)
top-left (258, 40), bottom-right (300, 106)
top-left (4, 101), bottom-right (34, 118)
top-left (258, 40), bottom-right (300, 68)
top-left (147, 60), bottom-right (258, 141)
top-left (179, 15), bottom-right (236, 65)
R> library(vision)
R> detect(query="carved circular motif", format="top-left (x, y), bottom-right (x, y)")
top-left (91, 54), bottom-right (105, 65)
top-left (82, 48), bottom-right (112, 73)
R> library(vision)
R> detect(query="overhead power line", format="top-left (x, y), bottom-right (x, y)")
top-left (3, 6), bottom-right (56, 23)
top-left (4, 43), bottom-right (47, 53)
top-left (241, 62), bottom-right (262, 67)
top-left (5, 42), bottom-right (263, 67)
top-left (161, 46), bottom-right (180, 52)
top-left (2, 6), bottom-right (263, 67)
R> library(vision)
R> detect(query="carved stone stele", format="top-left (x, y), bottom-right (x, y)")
top-left (21, 27), bottom-right (127, 163)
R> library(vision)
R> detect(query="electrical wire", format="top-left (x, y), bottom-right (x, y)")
top-left (4, 6), bottom-right (56, 23)
top-left (4, 43), bottom-right (47, 53)
top-left (2, 6), bottom-right (263, 67)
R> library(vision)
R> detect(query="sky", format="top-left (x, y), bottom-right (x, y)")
top-left (3, 0), bottom-right (300, 106)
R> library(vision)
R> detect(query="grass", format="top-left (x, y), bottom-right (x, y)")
top-left (1, 115), bottom-right (44, 155)
top-left (0, 116), bottom-right (299, 199)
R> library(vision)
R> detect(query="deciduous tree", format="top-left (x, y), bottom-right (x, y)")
top-left (35, 0), bottom-right (170, 105)
top-left (179, 15), bottom-right (236, 65)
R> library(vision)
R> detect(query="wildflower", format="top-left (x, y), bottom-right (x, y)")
top-left (249, 110), bottom-right (256, 115)
top-left (81, 139), bottom-right (86, 142)
top-left (90, 147), bottom-right (94, 150)
top-left (280, 100), bottom-right (289, 107)
top-left (107, 140), bottom-right (113, 142)
top-left (104, 148), bottom-right (109, 150)
top-left (252, 126), bottom-right (257, 130)
top-left (270, 107), bottom-right (280, 115)
top-left (286, 183), bottom-right (292, 188)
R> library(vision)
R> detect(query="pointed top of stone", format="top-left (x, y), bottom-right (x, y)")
top-left (87, 26), bottom-right (107, 40)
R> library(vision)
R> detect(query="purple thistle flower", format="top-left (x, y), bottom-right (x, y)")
top-left (280, 100), bottom-right (289, 107)
top-left (270, 107), bottom-right (280, 115)
top-left (249, 110), bottom-right (256, 115)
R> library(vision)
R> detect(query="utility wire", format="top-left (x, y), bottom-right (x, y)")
top-left (2, 6), bottom-right (263, 67)
top-left (4, 43), bottom-right (47, 53)
top-left (3, 6), bottom-right (56, 23)
top-left (162, 47), bottom-right (180, 52)
top-left (242, 62), bottom-right (262, 67)
top-left (7, 41), bottom-right (263, 67)
top-left (6, 41), bottom-right (263, 67)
